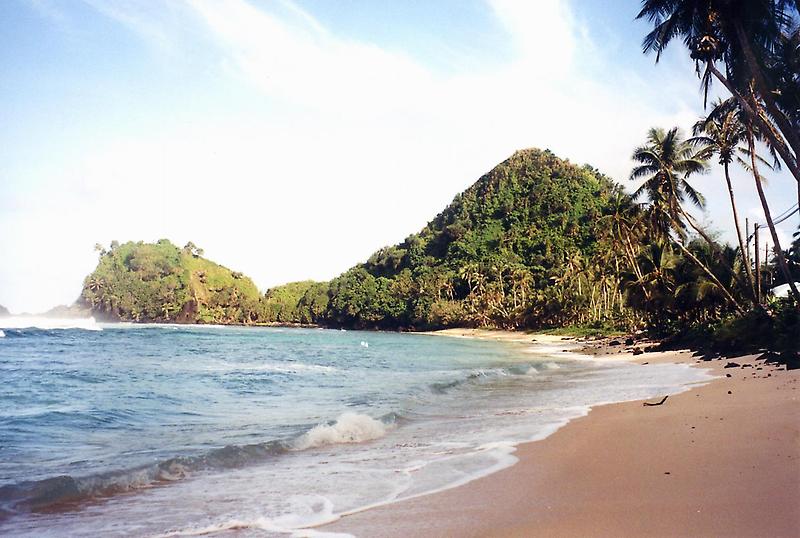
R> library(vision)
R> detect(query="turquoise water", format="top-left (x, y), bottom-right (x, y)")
top-left (0, 321), bottom-right (711, 536)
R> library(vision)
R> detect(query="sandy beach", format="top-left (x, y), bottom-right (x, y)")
top-left (324, 331), bottom-right (800, 537)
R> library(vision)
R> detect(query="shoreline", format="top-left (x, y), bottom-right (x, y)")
top-left (323, 329), bottom-right (800, 537)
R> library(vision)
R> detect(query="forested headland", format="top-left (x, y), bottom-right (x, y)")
top-left (80, 240), bottom-right (262, 324)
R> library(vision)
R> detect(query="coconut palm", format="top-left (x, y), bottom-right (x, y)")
top-left (600, 193), bottom-right (650, 299)
top-left (771, 25), bottom-right (800, 129)
top-left (636, 0), bottom-right (800, 194)
top-left (623, 241), bottom-right (679, 330)
top-left (631, 127), bottom-right (709, 235)
top-left (692, 98), bottom-right (757, 296)
top-left (630, 126), bottom-right (745, 312)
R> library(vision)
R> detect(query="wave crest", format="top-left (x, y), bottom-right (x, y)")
top-left (294, 413), bottom-right (389, 450)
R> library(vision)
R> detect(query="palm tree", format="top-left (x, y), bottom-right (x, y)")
top-left (624, 241), bottom-right (679, 330)
top-left (637, 0), bottom-right (800, 196)
top-left (692, 98), bottom-right (757, 297)
top-left (631, 127), bottom-right (710, 235)
top-left (630, 126), bottom-right (745, 312)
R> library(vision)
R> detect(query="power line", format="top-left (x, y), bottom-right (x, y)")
top-left (746, 203), bottom-right (799, 242)
top-left (772, 202), bottom-right (799, 223)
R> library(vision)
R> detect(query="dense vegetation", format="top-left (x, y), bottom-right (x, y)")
top-left (628, 0), bottom-right (800, 353)
top-left (80, 240), bottom-right (262, 324)
top-left (321, 149), bottom-right (626, 329)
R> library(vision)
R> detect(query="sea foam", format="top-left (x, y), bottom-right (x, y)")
top-left (0, 316), bottom-right (101, 331)
top-left (294, 413), bottom-right (389, 450)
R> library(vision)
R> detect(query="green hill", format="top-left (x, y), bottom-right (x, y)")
top-left (78, 149), bottom-right (627, 329)
top-left (80, 239), bottom-right (262, 324)
top-left (278, 148), bottom-right (625, 330)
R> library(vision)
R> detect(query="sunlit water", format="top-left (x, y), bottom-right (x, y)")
top-left (0, 322), bottom-right (712, 537)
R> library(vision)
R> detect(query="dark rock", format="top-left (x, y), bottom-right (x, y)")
top-left (726, 373), bottom-right (732, 377)
top-left (633, 348), bottom-right (644, 356)
top-left (609, 340), bottom-right (621, 346)
top-left (624, 337), bottom-right (634, 346)
top-left (727, 391), bottom-right (732, 394)
top-left (724, 362), bottom-right (740, 368)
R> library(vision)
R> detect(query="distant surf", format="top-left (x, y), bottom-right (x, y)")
top-left (0, 316), bottom-right (101, 331)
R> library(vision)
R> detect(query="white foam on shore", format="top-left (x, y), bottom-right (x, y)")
top-left (294, 413), bottom-right (390, 450)
top-left (0, 316), bottom-right (101, 331)
top-left (154, 512), bottom-right (354, 538)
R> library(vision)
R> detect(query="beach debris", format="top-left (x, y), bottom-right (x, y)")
top-left (643, 395), bottom-right (669, 406)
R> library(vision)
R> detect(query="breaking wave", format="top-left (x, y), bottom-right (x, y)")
top-left (0, 412), bottom-right (394, 517)
top-left (294, 413), bottom-right (389, 450)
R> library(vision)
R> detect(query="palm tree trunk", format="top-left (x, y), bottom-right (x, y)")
top-left (748, 134), bottom-right (800, 302)
top-left (734, 22), bottom-right (800, 159)
top-left (708, 63), bottom-right (800, 195)
top-left (671, 236), bottom-right (745, 313)
top-left (623, 235), bottom-right (651, 300)
top-left (675, 203), bottom-right (750, 295)
top-left (723, 162), bottom-right (757, 300)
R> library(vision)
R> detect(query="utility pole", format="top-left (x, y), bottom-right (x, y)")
top-left (745, 218), bottom-right (751, 269)
top-left (755, 224), bottom-right (761, 303)
top-left (765, 239), bottom-right (771, 289)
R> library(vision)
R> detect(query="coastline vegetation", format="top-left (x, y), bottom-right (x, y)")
top-left (77, 1), bottom-right (798, 355)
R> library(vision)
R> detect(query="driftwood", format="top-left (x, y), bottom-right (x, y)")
top-left (643, 395), bottom-right (669, 407)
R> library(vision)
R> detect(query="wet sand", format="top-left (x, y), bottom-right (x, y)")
top-left (324, 333), bottom-right (800, 537)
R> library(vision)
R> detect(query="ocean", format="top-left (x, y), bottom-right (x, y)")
top-left (0, 321), bottom-right (712, 537)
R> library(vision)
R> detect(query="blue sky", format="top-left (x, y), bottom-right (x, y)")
top-left (1, 0), bottom-right (797, 313)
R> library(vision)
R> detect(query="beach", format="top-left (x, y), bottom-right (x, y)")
top-left (324, 331), bottom-right (800, 537)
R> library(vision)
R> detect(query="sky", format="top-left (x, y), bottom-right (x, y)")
top-left (1, 0), bottom-right (798, 314)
